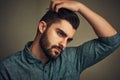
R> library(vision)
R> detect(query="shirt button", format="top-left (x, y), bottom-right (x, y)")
top-left (44, 70), bottom-right (47, 73)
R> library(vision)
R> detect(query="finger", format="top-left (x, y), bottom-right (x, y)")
top-left (51, 0), bottom-right (63, 11)
top-left (55, 3), bottom-right (64, 12)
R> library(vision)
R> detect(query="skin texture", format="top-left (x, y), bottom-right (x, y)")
top-left (39, 20), bottom-right (75, 59)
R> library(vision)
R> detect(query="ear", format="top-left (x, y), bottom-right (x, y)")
top-left (38, 21), bottom-right (47, 34)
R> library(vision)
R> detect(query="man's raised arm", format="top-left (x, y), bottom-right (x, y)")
top-left (50, 0), bottom-right (117, 37)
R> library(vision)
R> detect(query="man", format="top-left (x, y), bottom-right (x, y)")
top-left (0, 0), bottom-right (120, 80)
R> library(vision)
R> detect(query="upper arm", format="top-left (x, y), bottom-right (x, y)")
top-left (76, 33), bottom-right (120, 72)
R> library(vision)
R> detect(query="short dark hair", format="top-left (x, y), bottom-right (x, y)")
top-left (40, 8), bottom-right (80, 30)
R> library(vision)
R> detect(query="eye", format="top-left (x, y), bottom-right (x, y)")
top-left (57, 31), bottom-right (64, 37)
top-left (67, 38), bottom-right (73, 43)
top-left (57, 30), bottom-right (67, 38)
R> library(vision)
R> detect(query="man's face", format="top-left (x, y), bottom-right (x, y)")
top-left (40, 20), bottom-right (76, 59)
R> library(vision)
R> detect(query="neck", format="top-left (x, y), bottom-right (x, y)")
top-left (29, 40), bottom-right (49, 64)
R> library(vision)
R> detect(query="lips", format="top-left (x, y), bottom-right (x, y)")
top-left (51, 45), bottom-right (63, 55)
top-left (55, 47), bottom-right (62, 55)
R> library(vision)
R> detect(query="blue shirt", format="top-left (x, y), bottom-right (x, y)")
top-left (0, 33), bottom-right (120, 80)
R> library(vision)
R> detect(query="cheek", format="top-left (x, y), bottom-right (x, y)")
top-left (47, 30), bottom-right (60, 45)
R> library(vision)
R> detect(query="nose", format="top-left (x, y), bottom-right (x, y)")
top-left (59, 39), bottom-right (67, 49)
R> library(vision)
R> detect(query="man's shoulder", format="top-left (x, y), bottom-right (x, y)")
top-left (0, 51), bottom-right (23, 67)
top-left (61, 46), bottom-right (81, 58)
top-left (64, 46), bottom-right (82, 53)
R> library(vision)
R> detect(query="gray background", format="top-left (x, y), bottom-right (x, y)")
top-left (0, 0), bottom-right (120, 80)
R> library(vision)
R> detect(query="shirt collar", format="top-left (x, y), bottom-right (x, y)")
top-left (23, 41), bottom-right (43, 64)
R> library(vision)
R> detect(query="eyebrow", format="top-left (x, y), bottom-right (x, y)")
top-left (56, 28), bottom-right (73, 42)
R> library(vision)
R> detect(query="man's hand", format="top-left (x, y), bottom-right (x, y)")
top-left (50, 0), bottom-right (81, 12)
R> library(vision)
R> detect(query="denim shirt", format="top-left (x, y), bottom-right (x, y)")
top-left (0, 33), bottom-right (120, 80)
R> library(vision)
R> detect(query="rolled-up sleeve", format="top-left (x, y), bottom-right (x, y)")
top-left (76, 33), bottom-right (120, 72)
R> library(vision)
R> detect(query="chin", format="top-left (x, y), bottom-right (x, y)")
top-left (48, 50), bottom-right (60, 59)
top-left (50, 54), bottom-right (59, 59)
top-left (50, 55), bottom-right (58, 59)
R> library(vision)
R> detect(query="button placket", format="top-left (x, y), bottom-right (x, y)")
top-left (43, 65), bottom-right (49, 80)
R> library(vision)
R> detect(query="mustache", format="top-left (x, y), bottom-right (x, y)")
top-left (51, 45), bottom-right (63, 52)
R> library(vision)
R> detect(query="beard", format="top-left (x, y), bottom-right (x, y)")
top-left (39, 30), bottom-right (63, 59)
